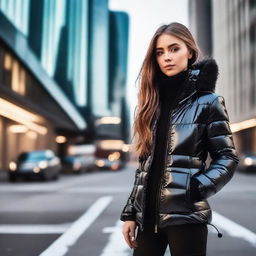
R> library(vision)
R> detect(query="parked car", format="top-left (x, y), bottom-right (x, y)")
top-left (94, 139), bottom-right (126, 171)
top-left (8, 150), bottom-right (61, 181)
top-left (237, 152), bottom-right (256, 173)
top-left (94, 157), bottom-right (123, 171)
top-left (61, 155), bottom-right (94, 174)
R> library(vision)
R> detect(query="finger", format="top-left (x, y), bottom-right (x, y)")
top-left (131, 234), bottom-right (138, 244)
top-left (129, 232), bottom-right (135, 243)
top-left (129, 228), bottom-right (138, 248)
top-left (123, 229), bottom-right (132, 248)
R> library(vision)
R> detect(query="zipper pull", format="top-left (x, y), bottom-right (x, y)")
top-left (207, 223), bottom-right (223, 238)
top-left (154, 224), bottom-right (158, 233)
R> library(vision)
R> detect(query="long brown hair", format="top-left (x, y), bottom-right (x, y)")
top-left (131, 22), bottom-right (202, 159)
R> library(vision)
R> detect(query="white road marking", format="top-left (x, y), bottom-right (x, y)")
top-left (212, 211), bottom-right (256, 247)
top-left (100, 220), bottom-right (131, 256)
top-left (99, 211), bottom-right (256, 256)
top-left (0, 223), bottom-right (70, 234)
top-left (100, 220), bottom-right (172, 256)
top-left (39, 196), bottom-right (113, 256)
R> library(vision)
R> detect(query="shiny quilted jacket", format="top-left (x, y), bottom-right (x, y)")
top-left (120, 58), bottom-right (240, 235)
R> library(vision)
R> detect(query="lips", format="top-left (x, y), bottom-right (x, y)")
top-left (165, 65), bottom-right (175, 69)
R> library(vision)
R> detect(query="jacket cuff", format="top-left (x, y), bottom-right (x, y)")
top-left (120, 215), bottom-right (136, 222)
top-left (120, 200), bottom-right (136, 222)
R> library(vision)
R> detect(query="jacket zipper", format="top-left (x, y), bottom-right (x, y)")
top-left (154, 103), bottom-right (175, 233)
top-left (154, 91), bottom-right (187, 234)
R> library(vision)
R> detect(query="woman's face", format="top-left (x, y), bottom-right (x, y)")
top-left (155, 33), bottom-right (192, 76)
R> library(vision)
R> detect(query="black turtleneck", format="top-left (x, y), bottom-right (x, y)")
top-left (157, 68), bottom-right (189, 101)
top-left (144, 68), bottom-right (201, 227)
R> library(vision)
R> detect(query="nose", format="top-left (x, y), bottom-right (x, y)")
top-left (164, 51), bottom-right (172, 61)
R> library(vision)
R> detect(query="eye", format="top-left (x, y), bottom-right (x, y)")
top-left (171, 47), bottom-right (179, 52)
top-left (156, 51), bottom-right (163, 56)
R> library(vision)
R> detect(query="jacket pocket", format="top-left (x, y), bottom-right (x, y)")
top-left (186, 172), bottom-right (199, 210)
top-left (161, 171), bottom-right (194, 213)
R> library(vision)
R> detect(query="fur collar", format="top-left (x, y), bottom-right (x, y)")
top-left (173, 58), bottom-right (219, 106)
top-left (191, 57), bottom-right (219, 93)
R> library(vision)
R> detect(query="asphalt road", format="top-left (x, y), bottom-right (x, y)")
top-left (0, 162), bottom-right (255, 256)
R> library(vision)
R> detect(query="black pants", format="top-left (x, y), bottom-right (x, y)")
top-left (133, 221), bottom-right (208, 256)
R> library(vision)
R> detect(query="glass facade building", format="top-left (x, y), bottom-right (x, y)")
top-left (0, 0), bottom-right (130, 172)
top-left (189, 0), bottom-right (256, 154)
top-left (89, 0), bottom-right (110, 116)
top-left (108, 11), bottom-right (130, 141)
top-left (0, 0), bottom-right (30, 35)
top-left (0, 10), bottom-right (86, 171)
top-left (27, 0), bottom-right (89, 107)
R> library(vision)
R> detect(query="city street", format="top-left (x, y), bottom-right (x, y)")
top-left (0, 162), bottom-right (255, 256)
top-left (0, 0), bottom-right (255, 256)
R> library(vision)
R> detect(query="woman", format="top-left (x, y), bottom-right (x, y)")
top-left (120, 22), bottom-right (240, 255)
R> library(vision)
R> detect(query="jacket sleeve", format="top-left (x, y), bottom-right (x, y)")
top-left (120, 168), bottom-right (140, 222)
top-left (193, 95), bottom-right (239, 200)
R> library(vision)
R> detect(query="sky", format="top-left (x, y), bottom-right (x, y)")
top-left (109, 0), bottom-right (189, 129)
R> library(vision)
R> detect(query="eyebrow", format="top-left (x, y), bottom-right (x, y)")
top-left (156, 43), bottom-right (180, 51)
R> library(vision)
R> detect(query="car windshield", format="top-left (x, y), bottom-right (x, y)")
top-left (18, 152), bottom-right (48, 161)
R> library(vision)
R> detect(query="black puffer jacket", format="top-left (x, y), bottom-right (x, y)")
top-left (120, 58), bottom-right (239, 236)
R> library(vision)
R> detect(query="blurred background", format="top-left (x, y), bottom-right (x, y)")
top-left (0, 0), bottom-right (255, 255)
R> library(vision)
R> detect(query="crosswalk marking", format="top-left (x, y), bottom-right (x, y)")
top-left (212, 211), bottom-right (256, 247)
top-left (99, 210), bottom-right (256, 256)
top-left (100, 220), bottom-right (130, 256)
top-left (100, 220), bottom-right (172, 256)
top-left (39, 196), bottom-right (113, 256)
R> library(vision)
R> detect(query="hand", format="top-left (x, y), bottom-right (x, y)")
top-left (122, 220), bottom-right (138, 249)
